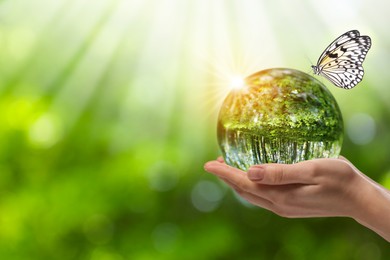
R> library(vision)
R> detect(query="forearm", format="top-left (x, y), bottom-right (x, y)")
top-left (352, 183), bottom-right (390, 242)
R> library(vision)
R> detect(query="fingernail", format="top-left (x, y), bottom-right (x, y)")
top-left (204, 162), bottom-right (213, 171)
top-left (204, 163), bottom-right (210, 171)
top-left (248, 166), bottom-right (264, 181)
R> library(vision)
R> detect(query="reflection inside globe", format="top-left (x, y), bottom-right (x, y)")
top-left (217, 68), bottom-right (344, 171)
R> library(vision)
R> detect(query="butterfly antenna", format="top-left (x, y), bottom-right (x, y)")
top-left (304, 53), bottom-right (314, 74)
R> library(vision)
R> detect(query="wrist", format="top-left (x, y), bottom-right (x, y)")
top-left (352, 180), bottom-right (390, 242)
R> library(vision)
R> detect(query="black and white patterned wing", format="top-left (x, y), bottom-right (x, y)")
top-left (313, 30), bottom-right (371, 89)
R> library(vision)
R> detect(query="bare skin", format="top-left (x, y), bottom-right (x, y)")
top-left (204, 157), bottom-right (390, 242)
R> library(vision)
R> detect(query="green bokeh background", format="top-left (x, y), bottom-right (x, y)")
top-left (0, 0), bottom-right (389, 259)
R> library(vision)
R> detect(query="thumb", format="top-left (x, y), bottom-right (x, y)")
top-left (247, 162), bottom-right (314, 185)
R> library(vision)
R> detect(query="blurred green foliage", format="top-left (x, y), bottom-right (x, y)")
top-left (0, 0), bottom-right (389, 259)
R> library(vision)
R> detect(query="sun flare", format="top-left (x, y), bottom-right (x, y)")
top-left (229, 75), bottom-right (246, 90)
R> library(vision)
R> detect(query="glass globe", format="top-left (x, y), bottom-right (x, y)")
top-left (217, 68), bottom-right (344, 171)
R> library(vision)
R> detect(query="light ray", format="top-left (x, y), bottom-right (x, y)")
top-left (110, 0), bottom-right (191, 152)
top-left (49, 0), bottom-right (123, 129)
top-left (0, 0), bottom-right (71, 95)
top-left (192, 0), bottom-right (287, 122)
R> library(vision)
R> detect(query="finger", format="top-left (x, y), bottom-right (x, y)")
top-left (247, 161), bottom-right (318, 185)
top-left (219, 178), bottom-right (275, 211)
top-left (204, 161), bottom-right (258, 190)
top-left (204, 158), bottom-right (224, 167)
top-left (205, 161), bottom-right (305, 203)
top-left (338, 155), bottom-right (350, 163)
top-left (204, 161), bottom-right (246, 177)
top-left (217, 156), bottom-right (224, 163)
top-left (219, 174), bottom-right (291, 205)
top-left (235, 189), bottom-right (275, 212)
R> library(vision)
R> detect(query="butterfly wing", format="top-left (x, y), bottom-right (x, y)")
top-left (316, 30), bottom-right (360, 66)
top-left (319, 66), bottom-right (363, 89)
top-left (315, 30), bottom-right (371, 89)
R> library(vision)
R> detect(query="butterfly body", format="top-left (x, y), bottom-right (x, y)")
top-left (312, 30), bottom-right (371, 89)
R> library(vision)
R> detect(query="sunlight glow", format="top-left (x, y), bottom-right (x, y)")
top-left (229, 75), bottom-right (246, 90)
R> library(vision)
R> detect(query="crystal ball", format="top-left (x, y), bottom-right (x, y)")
top-left (217, 68), bottom-right (344, 171)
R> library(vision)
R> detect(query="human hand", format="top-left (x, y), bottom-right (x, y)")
top-left (204, 157), bottom-right (390, 242)
top-left (204, 157), bottom-right (371, 218)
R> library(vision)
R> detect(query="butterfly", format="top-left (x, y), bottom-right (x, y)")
top-left (311, 30), bottom-right (371, 89)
